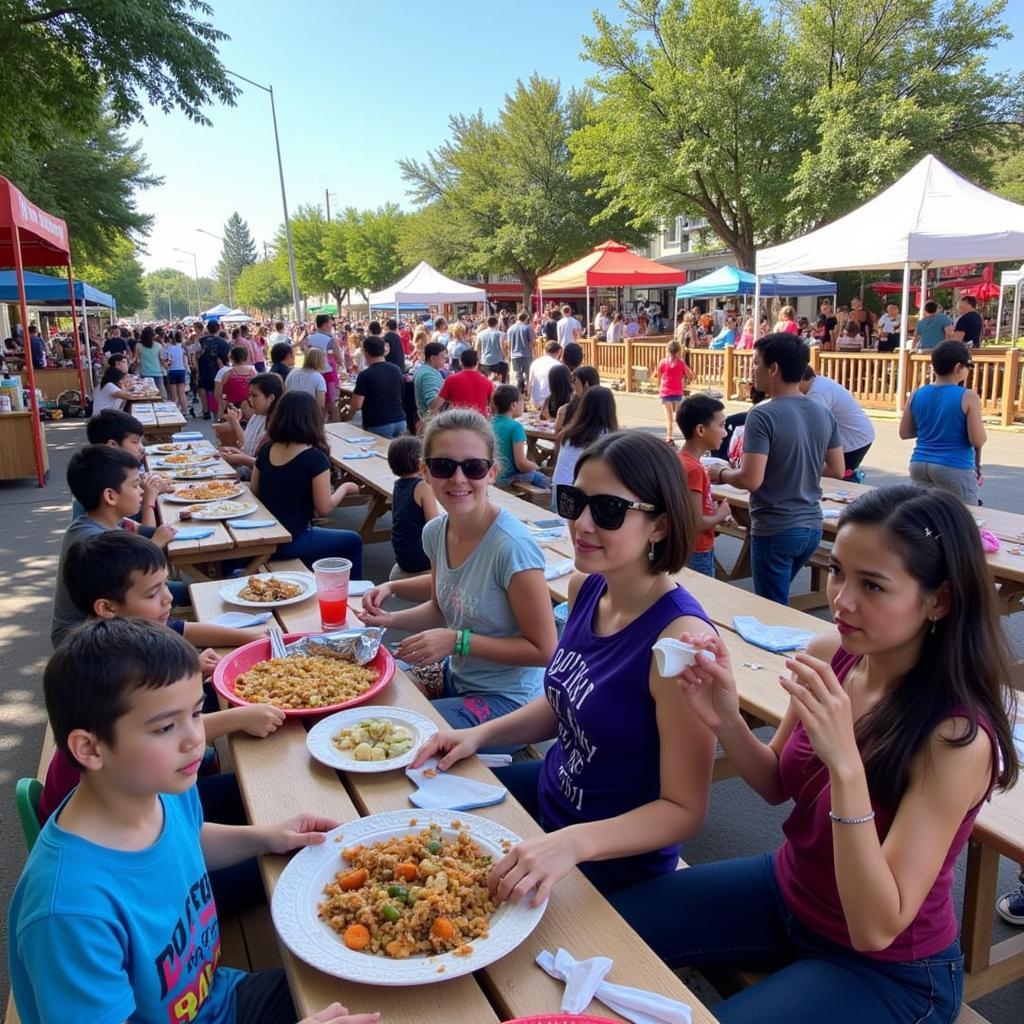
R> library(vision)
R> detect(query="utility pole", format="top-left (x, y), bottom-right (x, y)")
top-left (325, 189), bottom-right (331, 222)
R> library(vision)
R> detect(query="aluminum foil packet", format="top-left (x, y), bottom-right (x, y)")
top-left (283, 627), bottom-right (383, 666)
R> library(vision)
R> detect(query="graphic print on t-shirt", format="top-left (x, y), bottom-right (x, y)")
top-left (546, 647), bottom-right (598, 812)
top-left (153, 870), bottom-right (223, 1022)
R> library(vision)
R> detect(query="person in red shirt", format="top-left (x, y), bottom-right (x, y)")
top-left (676, 394), bottom-right (732, 576)
top-left (653, 340), bottom-right (691, 444)
top-left (431, 348), bottom-right (494, 416)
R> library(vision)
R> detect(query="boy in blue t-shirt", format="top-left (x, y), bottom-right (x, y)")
top-left (490, 384), bottom-right (550, 488)
top-left (9, 618), bottom-right (379, 1024)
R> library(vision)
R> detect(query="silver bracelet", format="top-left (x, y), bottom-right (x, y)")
top-left (829, 809), bottom-right (876, 825)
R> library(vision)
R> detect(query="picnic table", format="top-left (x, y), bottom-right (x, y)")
top-left (711, 479), bottom-right (1024, 615)
top-left (520, 417), bottom-right (559, 468)
top-left (189, 564), bottom-right (720, 1024)
top-left (129, 401), bottom-right (187, 442)
top-left (155, 483), bottom-right (290, 581)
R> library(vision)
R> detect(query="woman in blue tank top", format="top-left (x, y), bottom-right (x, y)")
top-left (413, 431), bottom-right (718, 902)
top-left (899, 340), bottom-right (986, 504)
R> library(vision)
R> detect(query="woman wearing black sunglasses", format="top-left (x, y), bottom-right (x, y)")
top-left (412, 431), bottom-right (718, 908)
top-left (357, 408), bottom-right (557, 728)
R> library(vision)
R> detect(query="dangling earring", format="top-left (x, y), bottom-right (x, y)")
top-left (930, 618), bottom-right (938, 635)
top-left (648, 541), bottom-right (656, 563)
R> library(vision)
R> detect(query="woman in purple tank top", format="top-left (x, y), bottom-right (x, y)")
top-left (610, 485), bottom-right (1019, 1024)
top-left (413, 431), bottom-right (718, 900)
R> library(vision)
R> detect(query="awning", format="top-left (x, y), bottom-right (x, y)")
top-left (538, 240), bottom-right (686, 290)
top-left (676, 265), bottom-right (836, 299)
top-left (0, 269), bottom-right (114, 306)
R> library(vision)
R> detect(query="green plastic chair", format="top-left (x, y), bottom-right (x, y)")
top-left (15, 778), bottom-right (43, 852)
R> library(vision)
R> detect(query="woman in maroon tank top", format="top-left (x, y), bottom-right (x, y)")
top-left (610, 484), bottom-right (1018, 1024)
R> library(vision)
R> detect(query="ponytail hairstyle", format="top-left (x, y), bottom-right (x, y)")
top-left (838, 485), bottom-right (1018, 807)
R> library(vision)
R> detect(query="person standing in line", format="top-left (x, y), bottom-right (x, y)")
top-left (267, 319), bottom-right (288, 351)
top-left (431, 349), bottom-right (494, 417)
top-left (899, 340), bottom-right (985, 505)
top-left (876, 302), bottom-right (902, 352)
top-left (542, 306), bottom-right (560, 345)
top-left (706, 333), bottom-right (844, 605)
top-left (507, 311), bottom-right (536, 393)
top-left (136, 326), bottom-right (166, 396)
top-left (556, 304), bottom-right (582, 347)
top-left (913, 301), bottom-right (953, 352)
top-left (528, 340), bottom-right (562, 411)
top-left (593, 303), bottom-right (611, 339)
top-left (609, 311), bottom-right (627, 343)
top-left (477, 315), bottom-right (509, 382)
top-left (349, 334), bottom-right (407, 438)
top-left (383, 318), bottom-right (405, 371)
top-left (952, 295), bottom-right (983, 348)
top-left (848, 295), bottom-right (874, 341)
top-left (413, 341), bottom-right (448, 419)
top-left (799, 368), bottom-right (876, 478)
top-left (306, 314), bottom-right (344, 422)
top-left (239, 324), bottom-right (265, 373)
top-left (164, 329), bottom-right (190, 416)
top-left (814, 300), bottom-right (838, 348)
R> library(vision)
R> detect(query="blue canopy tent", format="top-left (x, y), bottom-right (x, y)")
top-left (0, 269), bottom-right (115, 307)
top-left (675, 265), bottom-right (836, 300)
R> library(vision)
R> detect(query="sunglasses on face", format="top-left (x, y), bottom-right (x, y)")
top-left (424, 457), bottom-right (494, 480)
top-left (556, 484), bottom-right (658, 530)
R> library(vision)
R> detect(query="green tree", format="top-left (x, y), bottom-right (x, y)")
top-left (400, 74), bottom-right (647, 306)
top-left (274, 204), bottom-right (331, 305)
top-left (217, 212), bottom-right (258, 299)
top-left (344, 204), bottom-right (407, 292)
top-left (573, 0), bottom-right (805, 270)
top-left (993, 131), bottom-right (1024, 204)
top-left (142, 268), bottom-right (193, 320)
top-left (398, 203), bottom-right (478, 278)
top-left (1, 102), bottom-right (159, 262)
top-left (784, 0), bottom-right (1023, 229)
top-left (234, 259), bottom-right (292, 313)
top-left (320, 209), bottom-right (366, 303)
top-left (77, 237), bottom-right (147, 315)
top-left (0, 1), bottom-right (236, 154)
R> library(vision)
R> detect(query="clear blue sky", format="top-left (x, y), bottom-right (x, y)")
top-left (133, 0), bottom-right (1024, 279)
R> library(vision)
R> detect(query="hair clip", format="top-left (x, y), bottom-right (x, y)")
top-left (923, 527), bottom-right (941, 541)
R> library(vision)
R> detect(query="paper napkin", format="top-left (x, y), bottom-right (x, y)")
top-left (210, 611), bottom-right (273, 628)
top-left (405, 758), bottom-right (507, 810)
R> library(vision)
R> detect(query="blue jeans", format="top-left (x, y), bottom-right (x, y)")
top-left (366, 420), bottom-right (406, 439)
top-left (750, 527), bottom-right (822, 605)
top-left (275, 526), bottom-right (362, 577)
top-left (609, 853), bottom-right (963, 1024)
top-left (501, 470), bottom-right (550, 489)
top-left (687, 549), bottom-right (716, 576)
top-left (431, 669), bottom-right (521, 732)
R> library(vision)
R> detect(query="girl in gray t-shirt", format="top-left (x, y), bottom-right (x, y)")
top-left (357, 408), bottom-right (556, 728)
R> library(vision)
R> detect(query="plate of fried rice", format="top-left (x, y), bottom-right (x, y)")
top-left (271, 810), bottom-right (547, 984)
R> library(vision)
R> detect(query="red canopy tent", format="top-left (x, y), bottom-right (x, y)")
top-left (537, 240), bottom-right (686, 332)
top-left (0, 176), bottom-right (87, 486)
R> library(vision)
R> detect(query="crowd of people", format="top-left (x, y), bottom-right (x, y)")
top-left (7, 289), bottom-right (1022, 1024)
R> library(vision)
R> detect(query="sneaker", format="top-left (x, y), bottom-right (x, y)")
top-left (996, 883), bottom-right (1024, 926)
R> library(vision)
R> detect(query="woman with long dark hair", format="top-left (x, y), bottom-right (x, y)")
top-left (610, 484), bottom-right (1018, 1024)
top-left (249, 390), bottom-right (362, 572)
top-left (539, 363), bottom-right (572, 422)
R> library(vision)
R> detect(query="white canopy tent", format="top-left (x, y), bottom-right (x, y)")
top-left (995, 264), bottom-right (1024, 344)
top-left (755, 155), bottom-right (1024, 407)
top-left (368, 261), bottom-right (486, 316)
top-left (219, 308), bottom-right (252, 324)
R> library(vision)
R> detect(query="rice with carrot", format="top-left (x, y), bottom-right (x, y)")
top-left (318, 823), bottom-right (497, 958)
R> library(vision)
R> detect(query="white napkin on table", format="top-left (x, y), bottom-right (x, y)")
top-left (536, 948), bottom-right (692, 1024)
top-left (210, 611), bottom-right (273, 628)
top-left (342, 451), bottom-right (374, 460)
top-left (348, 580), bottom-right (374, 596)
top-left (544, 559), bottom-right (574, 580)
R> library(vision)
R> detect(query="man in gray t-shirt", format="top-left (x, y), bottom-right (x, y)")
top-left (506, 312), bottom-right (535, 391)
top-left (477, 314), bottom-right (509, 382)
top-left (707, 332), bottom-right (844, 604)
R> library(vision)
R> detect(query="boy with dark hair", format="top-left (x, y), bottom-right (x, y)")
top-left (413, 341), bottom-right (448, 418)
top-left (676, 395), bottom-right (732, 576)
top-left (382, 317), bottom-right (405, 371)
top-left (386, 436), bottom-right (439, 578)
top-left (705, 332), bottom-right (844, 604)
top-left (350, 334), bottom-right (406, 438)
top-left (269, 340), bottom-right (294, 380)
top-left (432, 347), bottom-right (494, 416)
top-left (491, 384), bottom-right (549, 489)
top-left (52, 446), bottom-right (177, 646)
top-left (9, 618), bottom-right (372, 1024)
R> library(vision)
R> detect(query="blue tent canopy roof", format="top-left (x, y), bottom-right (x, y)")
top-left (0, 269), bottom-right (115, 307)
top-left (676, 265), bottom-right (837, 299)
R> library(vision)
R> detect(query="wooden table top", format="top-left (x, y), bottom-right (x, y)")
top-left (190, 567), bottom-right (719, 1023)
top-left (131, 401), bottom-right (187, 429)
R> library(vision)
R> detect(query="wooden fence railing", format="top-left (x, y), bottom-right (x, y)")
top-left (533, 337), bottom-right (1024, 425)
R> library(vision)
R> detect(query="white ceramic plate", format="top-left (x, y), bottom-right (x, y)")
top-left (271, 810), bottom-right (546, 985)
top-left (153, 456), bottom-right (220, 469)
top-left (171, 467), bottom-right (218, 480)
top-left (306, 706), bottom-right (437, 773)
top-left (165, 484), bottom-right (245, 503)
top-left (187, 501), bottom-right (257, 520)
top-left (218, 571), bottom-right (316, 609)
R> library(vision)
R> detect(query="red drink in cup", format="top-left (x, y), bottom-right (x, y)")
top-left (312, 557), bottom-right (352, 630)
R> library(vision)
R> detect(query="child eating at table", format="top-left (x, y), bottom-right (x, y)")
top-left (411, 430), bottom-right (716, 900)
top-left (611, 485), bottom-right (1018, 1024)
top-left (51, 446), bottom-right (178, 648)
top-left (358, 407), bottom-right (555, 728)
top-left (677, 394), bottom-right (732, 576)
top-left (218, 372), bottom-right (283, 479)
top-left (386, 435), bottom-right (440, 579)
top-left (71, 408), bottom-right (174, 524)
top-left (9, 618), bottom-right (380, 1024)
top-left (491, 384), bottom-right (551, 490)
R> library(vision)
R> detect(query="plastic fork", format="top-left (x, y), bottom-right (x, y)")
top-left (269, 625), bottom-right (288, 660)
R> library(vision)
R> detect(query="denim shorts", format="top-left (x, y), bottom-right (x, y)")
top-left (167, 369), bottom-right (187, 385)
top-left (661, 394), bottom-right (683, 403)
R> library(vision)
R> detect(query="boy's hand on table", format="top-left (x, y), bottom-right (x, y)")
top-left (152, 523), bottom-right (177, 548)
top-left (232, 702), bottom-right (286, 737)
top-left (301, 1004), bottom-right (380, 1024)
top-left (198, 648), bottom-right (220, 676)
top-left (263, 814), bottom-right (340, 854)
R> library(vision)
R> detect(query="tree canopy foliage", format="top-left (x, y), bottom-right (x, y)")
top-left (217, 213), bottom-right (258, 296)
top-left (573, 0), bottom-right (1024, 269)
top-left (400, 74), bottom-right (648, 305)
top-left (77, 237), bottom-right (148, 315)
top-left (234, 259), bottom-right (292, 313)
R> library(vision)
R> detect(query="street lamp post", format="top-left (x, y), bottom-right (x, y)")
top-left (173, 247), bottom-right (202, 315)
top-left (196, 228), bottom-right (233, 305)
top-left (224, 69), bottom-right (302, 322)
